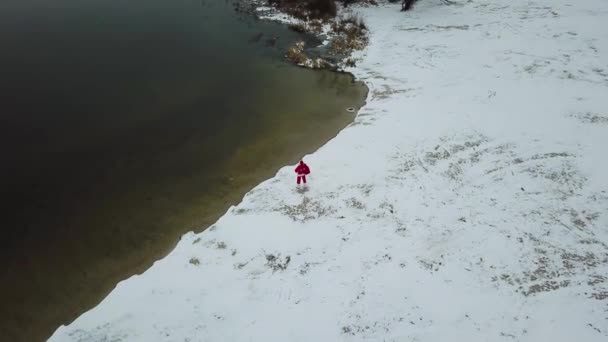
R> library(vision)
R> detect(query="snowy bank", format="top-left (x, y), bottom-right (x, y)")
top-left (49, 0), bottom-right (608, 341)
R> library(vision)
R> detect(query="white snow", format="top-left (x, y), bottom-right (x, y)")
top-left (49, 0), bottom-right (608, 341)
top-left (254, 2), bottom-right (301, 24)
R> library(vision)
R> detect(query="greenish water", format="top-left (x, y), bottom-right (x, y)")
top-left (0, 0), bottom-right (366, 341)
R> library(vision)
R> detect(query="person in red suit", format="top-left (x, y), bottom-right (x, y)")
top-left (295, 160), bottom-right (310, 185)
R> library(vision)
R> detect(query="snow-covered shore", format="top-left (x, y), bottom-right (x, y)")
top-left (49, 0), bottom-right (608, 341)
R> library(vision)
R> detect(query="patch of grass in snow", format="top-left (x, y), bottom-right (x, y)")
top-left (561, 251), bottom-right (601, 268)
top-left (285, 41), bottom-right (330, 68)
top-left (371, 85), bottom-right (418, 100)
top-left (379, 201), bottom-right (394, 214)
top-left (590, 291), bottom-right (608, 300)
top-left (417, 256), bottom-right (445, 273)
top-left (408, 134), bottom-right (587, 198)
top-left (346, 197), bottom-right (366, 209)
top-left (424, 148), bottom-right (451, 166)
top-left (189, 257), bottom-right (201, 266)
top-left (386, 133), bottom-right (608, 299)
top-left (524, 280), bottom-right (570, 296)
top-left (429, 24), bottom-right (470, 31)
top-left (234, 262), bottom-right (249, 270)
top-left (356, 183), bottom-right (374, 196)
top-left (328, 15), bottom-right (369, 55)
top-left (288, 19), bottom-right (324, 34)
top-left (268, 0), bottom-right (336, 20)
top-left (279, 196), bottom-right (335, 222)
top-left (397, 24), bottom-right (470, 32)
top-left (493, 234), bottom-right (608, 298)
top-left (233, 207), bottom-right (250, 215)
top-left (265, 254), bottom-right (291, 272)
top-left (571, 112), bottom-right (608, 124)
top-left (522, 159), bottom-right (587, 192)
top-left (299, 261), bottom-right (321, 275)
top-left (296, 185), bottom-right (311, 194)
top-left (66, 326), bottom-right (127, 341)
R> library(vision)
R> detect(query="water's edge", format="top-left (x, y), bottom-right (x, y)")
top-left (52, 79), bottom-right (368, 339)
top-left (41, 40), bottom-right (369, 342)
top-left (0, 0), bottom-right (369, 342)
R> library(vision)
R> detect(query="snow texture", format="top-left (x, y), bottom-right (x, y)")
top-left (49, 0), bottom-right (608, 341)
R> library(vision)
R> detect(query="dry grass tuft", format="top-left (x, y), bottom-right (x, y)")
top-left (286, 41), bottom-right (309, 65)
top-left (286, 41), bottom-right (331, 69)
top-left (269, 0), bottom-right (336, 20)
top-left (329, 14), bottom-right (369, 55)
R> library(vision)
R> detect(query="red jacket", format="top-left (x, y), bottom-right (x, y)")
top-left (295, 162), bottom-right (310, 175)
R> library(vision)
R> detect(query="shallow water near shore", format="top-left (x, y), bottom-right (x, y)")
top-left (0, 0), bottom-right (367, 340)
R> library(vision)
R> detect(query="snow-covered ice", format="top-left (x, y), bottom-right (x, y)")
top-left (49, 0), bottom-right (608, 341)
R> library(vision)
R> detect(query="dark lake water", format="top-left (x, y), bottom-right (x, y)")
top-left (0, 0), bottom-right (366, 340)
